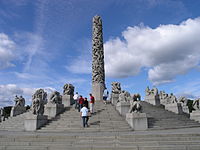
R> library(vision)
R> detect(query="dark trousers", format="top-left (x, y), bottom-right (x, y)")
top-left (82, 116), bottom-right (89, 127)
top-left (78, 104), bottom-right (83, 112)
top-left (74, 100), bottom-right (79, 109)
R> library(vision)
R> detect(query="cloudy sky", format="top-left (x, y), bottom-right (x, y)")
top-left (1, 0), bottom-right (200, 107)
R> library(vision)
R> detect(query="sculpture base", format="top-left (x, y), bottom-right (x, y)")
top-left (44, 103), bottom-right (64, 118)
top-left (145, 95), bottom-right (160, 106)
top-left (126, 113), bottom-right (148, 130)
top-left (62, 95), bottom-right (73, 107)
top-left (160, 98), bottom-right (168, 105)
top-left (111, 93), bottom-right (119, 106)
top-left (182, 105), bottom-right (190, 114)
top-left (10, 106), bottom-right (26, 117)
top-left (190, 110), bottom-right (200, 123)
top-left (92, 83), bottom-right (104, 101)
top-left (116, 101), bottom-right (130, 116)
top-left (24, 115), bottom-right (48, 131)
top-left (165, 103), bottom-right (183, 114)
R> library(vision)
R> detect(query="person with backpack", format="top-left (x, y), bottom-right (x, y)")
top-left (80, 104), bottom-right (89, 127)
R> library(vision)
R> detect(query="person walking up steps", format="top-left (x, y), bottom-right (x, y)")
top-left (78, 95), bottom-right (84, 112)
top-left (83, 97), bottom-right (89, 109)
top-left (80, 104), bottom-right (89, 127)
top-left (73, 92), bottom-right (79, 109)
top-left (103, 88), bottom-right (109, 104)
top-left (89, 93), bottom-right (95, 114)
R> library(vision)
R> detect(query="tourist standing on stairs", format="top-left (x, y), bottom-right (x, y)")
top-left (80, 104), bottom-right (89, 127)
top-left (83, 97), bottom-right (89, 109)
top-left (103, 88), bottom-right (109, 104)
top-left (73, 92), bottom-right (79, 109)
top-left (89, 93), bottom-right (95, 114)
top-left (78, 95), bottom-right (84, 112)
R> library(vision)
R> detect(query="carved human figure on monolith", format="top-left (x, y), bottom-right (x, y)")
top-left (92, 15), bottom-right (105, 101)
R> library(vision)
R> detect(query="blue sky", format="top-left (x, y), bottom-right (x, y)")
top-left (1, 0), bottom-right (200, 107)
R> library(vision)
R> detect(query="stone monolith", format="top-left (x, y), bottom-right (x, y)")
top-left (92, 15), bottom-right (105, 100)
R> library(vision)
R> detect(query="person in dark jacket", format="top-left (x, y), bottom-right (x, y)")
top-left (83, 97), bottom-right (89, 109)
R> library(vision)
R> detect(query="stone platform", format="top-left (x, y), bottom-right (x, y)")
top-left (0, 101), bottom-right (200, 150)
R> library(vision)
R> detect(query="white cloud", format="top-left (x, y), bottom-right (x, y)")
top-left (0, 33), bottom-right (16, 69)
top-left (104, 17), bottom-right (200, 85)
top-left (173, 79), bottom-right (200, 99)
top-left (0, 84), bottom-right (57, 107)
top-left (0, 84), bottom-right (27, 107)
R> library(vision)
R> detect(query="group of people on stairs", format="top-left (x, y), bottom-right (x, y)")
top-left (73, 93), bottom-right (95, 127)
top-left (73, 89), bottom-right (109, 128)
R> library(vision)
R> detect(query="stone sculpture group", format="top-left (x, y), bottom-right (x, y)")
top-left (63, 84), bottom-right (74, 95)
top-left (49, 91), bottom-right (62, 104)
top-left (110, 82), bottom-right (147, 130)
top-left (23, 84), bottom-right (74, 131)
top-left (1, 16), bottom-right (200, 133)
top-left (10, 95), bottom-right (26, 117)
top-left (143, 86), bottom-right (200, 123)
top-left (32, 89), bottom-right (47, 115)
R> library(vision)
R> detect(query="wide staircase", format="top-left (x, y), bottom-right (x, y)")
top-left (0, 110), bottom-right (31, 131)
top-left (39, 101), bottom-right (131, 132)
top-left (141, 101), bottom-right (200, 130)
top-left (0, 100), bottom-right (200, 150)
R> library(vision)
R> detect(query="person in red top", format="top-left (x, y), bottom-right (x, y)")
top-left (89, 93), bottom-right (95, 114)
top-left (78, 95), bottom-right (84, 112)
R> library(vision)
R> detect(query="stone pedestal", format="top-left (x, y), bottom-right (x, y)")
top-left (126, 113), bottom-right (148, 130)
top-left (111, 93), bottom-right (119, 106)
top-left (116, 101), bottom-right (130, 116)
top-left (190, 110), bottom-right (200, 123)
top-left (181, 105), bottom-right (190, 114)
top-left (145, 95), bottom-right (160, 106)
top-left (24, 115), bottom-right (48, 131)
top-left (10, 106), bottom-right (26, 117)
top-left (92, 83), bottom-right (104, 101)
top-left (62, 95), bottom-right (73, 107)
top-left (160, 98), bottom-right (168, 105)
top-left (165, 103), bottom-right (183, 114)
top-left (44, 103), bottom-right (64, 118)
